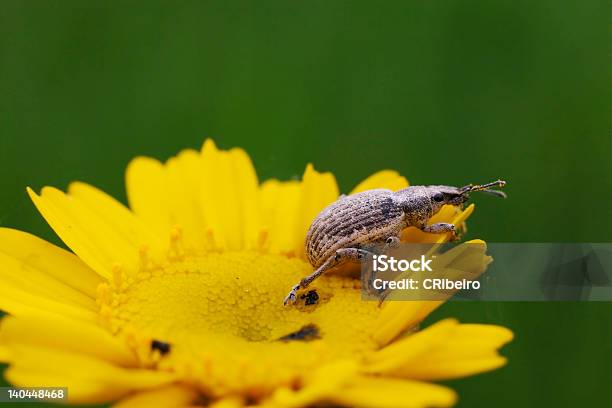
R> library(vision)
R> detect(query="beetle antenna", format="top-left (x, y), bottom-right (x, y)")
top-left (478, 189), bottom-right (507, 198)
top-left (460, 180), bottom-right (506, 197)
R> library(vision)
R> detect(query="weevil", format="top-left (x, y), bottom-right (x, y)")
top-left (284, 179), bottom-right (506, 305)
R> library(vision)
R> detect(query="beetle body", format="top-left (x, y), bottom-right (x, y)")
top-left (284, 180), bottom-right (506, 305)
top-left (306, 189), bottom-right (403, 267)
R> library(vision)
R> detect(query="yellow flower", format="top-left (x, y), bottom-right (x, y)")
top-left (0, 140), bottom-right (512, 407)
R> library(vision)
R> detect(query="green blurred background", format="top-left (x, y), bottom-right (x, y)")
top-left (0, 1), bottom-right (610, 407)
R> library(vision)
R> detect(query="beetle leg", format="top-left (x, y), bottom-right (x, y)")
top-left (364, 236), bottom-right (401, 290)
top-left (283, 248), bottom-right (373, 305)
top-left (422, 223), bottom-right (459, 241)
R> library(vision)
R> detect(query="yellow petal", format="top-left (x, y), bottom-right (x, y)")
top-left (264, 361), bottom-right (357, 408)
top-left (259, 179), bottom-right (302, 254)
top-left (0, 228), bottom-right (100, 309)
top-left (373, 300), bottom-right (444, 346)
top-left (332, 377), bottom-right (457, 408)
top-left (126, 150), bottom-right (214, 254)
top-left (366, 319), bottom-right (459, 372)
top-left (4, 347), bottom-right (176, 404)
top-left (350, 170), bottom-right (409, 194)
top-left (264, 364), bottom-right (456, 408)
top-left (448, 323), bottom-right (514, 350)
top-left (0, 284), bottom-right (97, 322)
top-left (68, 182), bottom-right (166, 256)
top-left (0, 345), bottom-right (10, 361)
top-left (294, 164), bottom-right (339, 258)
top-left (200, 139), bottom-right (261, 250)
top-left (401, 356), bottom-right (508, 380)
top-left (164, 149), bottom-right (211, 251)
top-left (0, 314), bottom-right (137, 367)
top-left (126, 156), bottom-right (173, 238)
top-left (397, 324), bottom-right (513, 380)
top-left (228, 147), bottom-right (261, 250)
top-left (367, 321), bottom-right (513, 381)
top-left (27, 186), bottom-right (144, 278)
top-left (113, 385), bottom-right (198, 408)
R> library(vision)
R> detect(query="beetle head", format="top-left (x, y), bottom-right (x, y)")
top-left (427, 180), bottom-right (507, 210)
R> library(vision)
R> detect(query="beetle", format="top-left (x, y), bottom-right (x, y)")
top-left (284, 179), bottom-right (506, 305)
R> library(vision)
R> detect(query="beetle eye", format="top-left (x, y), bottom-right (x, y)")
top-left (433, 193), bottom-right (445, 202)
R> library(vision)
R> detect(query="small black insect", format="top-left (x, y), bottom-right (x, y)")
top-left (151, 339), bottom-right (171, 355)
top-left (300, 289), bottom-right (319, 306)
top-left (278, 324), bottom-right (320, 342)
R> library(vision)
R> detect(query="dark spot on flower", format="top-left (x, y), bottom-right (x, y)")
top-left (151, 339), bottom-right (171, 355)
top-left (278, 324), bottom-right (320, 342)
top-left (300, 289), bottom-right (319, 306)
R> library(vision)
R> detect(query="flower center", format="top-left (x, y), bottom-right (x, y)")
top-left (117, 252), bottom-right (320, 342)
top-left (97, 252), bottom-right (381, 397)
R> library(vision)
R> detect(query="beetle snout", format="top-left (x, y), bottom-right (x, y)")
top-left (448, 192), bottom-right (469, 206)
top-left (434, 186), bottom-right (468, 206)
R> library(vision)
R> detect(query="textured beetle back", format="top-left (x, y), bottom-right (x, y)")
top-left (305, 189), bottom-right (405, 267)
